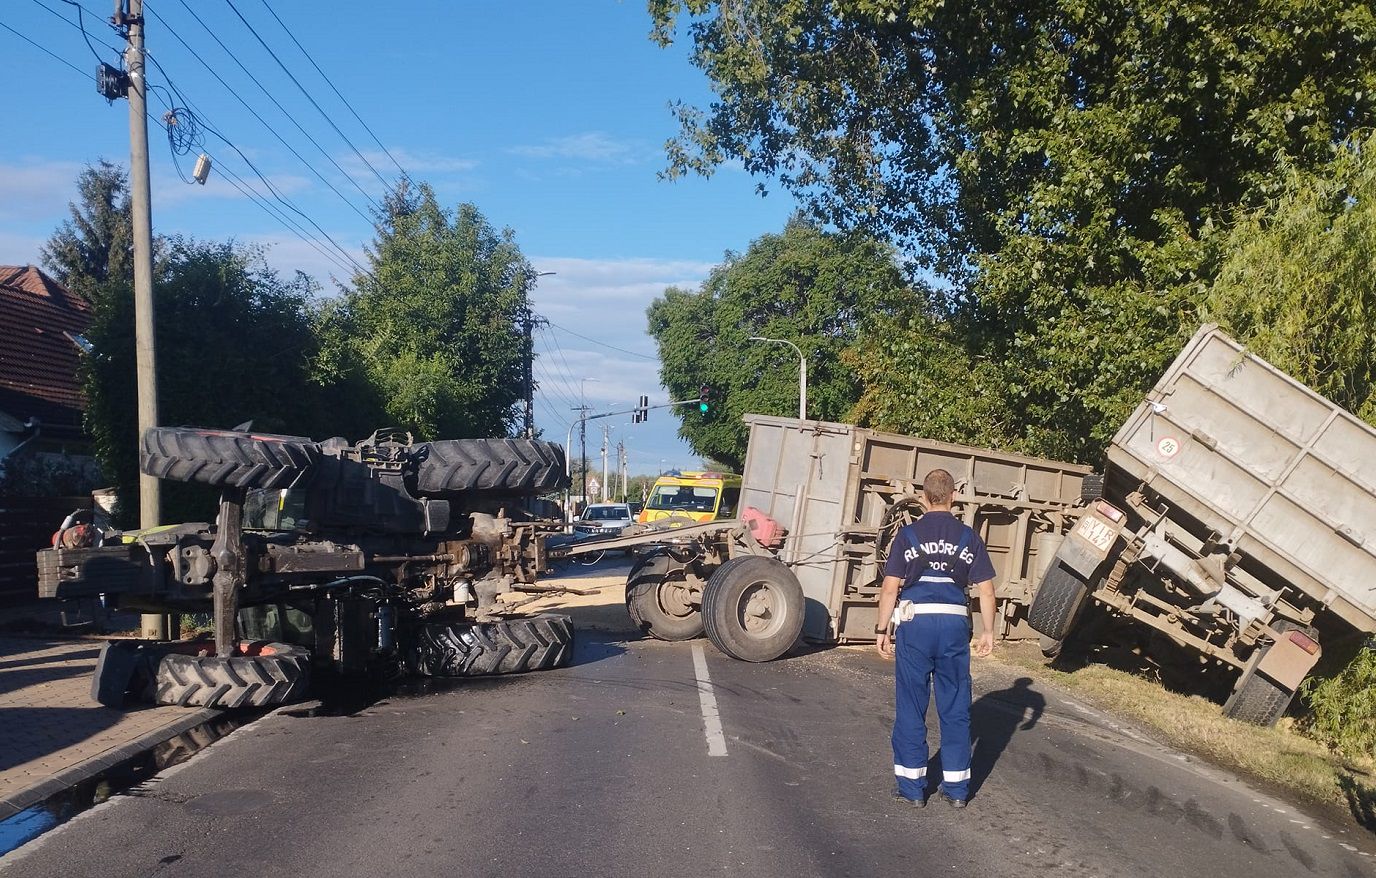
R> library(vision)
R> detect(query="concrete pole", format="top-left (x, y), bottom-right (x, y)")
top-left (601, 425), bottom-right (610, 503)
top-left (127, 0), bottom-right (166, 640)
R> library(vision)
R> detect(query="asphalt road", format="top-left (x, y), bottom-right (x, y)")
top-left (3, 563), bottom-right (1373, 877)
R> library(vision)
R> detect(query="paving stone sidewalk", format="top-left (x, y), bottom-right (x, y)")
top-left (0, 636), bottom-right (216, 820)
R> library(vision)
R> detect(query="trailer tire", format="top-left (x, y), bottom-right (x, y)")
top-left (140, 427), bottom-right (319, 490)
top-left (407, 613), bottom-right (574, 676)
top-left (151, 641), bottom-right (311, 708)
top-left (625, 553), bottom-right (704, 641)
top-left (1223, 621), bottom-right (1312, 726)
top-left (1027, 563), bottom-right (1089, 641)
top-left (411, 439), bottom-right (568, 495)
top-left (701, 556), bottom-right (805, 662)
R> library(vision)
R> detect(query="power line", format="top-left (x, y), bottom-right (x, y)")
top-left (136, 50), bottom-right (369, 275)
top-left (537, 325), bottom-right (586, 403)
top-left (223, 0), bottom-right (397, 192)
top-left (141, 1), bottom-right (377, 226)
top-left (0, 19), bottom-right (88, 77)
top-left (156, 0), bottom-right (384, 216)
top-left (532, 355), bottom-right (580, 411)
top-left (3, 15), bottom-right (363, 281)
top-left (28, 0), bottom-right (122, 59)
top-left (257, 0), bottom-right (408, 179)
top-left (544, 319), bottom-right (659, 361)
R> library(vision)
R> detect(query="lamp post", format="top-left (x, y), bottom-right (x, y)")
top-left (748, 336), bottom-right (808, 420)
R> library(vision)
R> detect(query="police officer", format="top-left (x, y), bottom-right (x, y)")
top-left (876, 468), bottom-right (996, 809)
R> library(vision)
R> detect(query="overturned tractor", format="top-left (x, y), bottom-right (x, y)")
top-left (39, 426), bottom-right (575, 709)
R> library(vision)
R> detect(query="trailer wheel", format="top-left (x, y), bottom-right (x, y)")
top-left (625, 553), bottom-right (704, 641)
top-left (1027, 562), bottom-right (1089, 641)
top-left (406, 613), bottom-right (574, 676)
top-left (151, 641), bottom-right (311, 709)
top-left (411, 439), bottom-right (569, 495)
top-left (140, 426), bottom-right (319, 489)
top-left (701, 556), bottom-right (805, 662)
top-left (1223, 622), bottom-right (1312, 726)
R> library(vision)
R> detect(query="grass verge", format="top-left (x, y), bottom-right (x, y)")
top-left (994, 640), bottom-right (1376, 831)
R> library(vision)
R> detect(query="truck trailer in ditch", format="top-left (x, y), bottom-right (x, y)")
top-left (1026, 325), bottom-right (1376, 725)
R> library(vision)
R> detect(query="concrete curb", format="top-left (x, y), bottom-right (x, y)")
top-left (0, 707), bottom-right (219, 821)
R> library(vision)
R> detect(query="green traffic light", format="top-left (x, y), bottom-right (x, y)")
top-left (699, 402), bottom-right (709, 413)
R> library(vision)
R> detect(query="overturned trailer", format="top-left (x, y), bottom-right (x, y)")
top-left (592, 415), bottom-right (1094, 661)
top-left (1028, 325), bottom-right (1376, 725)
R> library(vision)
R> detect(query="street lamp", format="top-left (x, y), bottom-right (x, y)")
top-left (748, 336), bottom-right (808, 420)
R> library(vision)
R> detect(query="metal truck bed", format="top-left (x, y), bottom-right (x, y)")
top-left (738, 415), bottom-right (1093, 642)
top-left (1108, 325), bottom-right (1376, 633)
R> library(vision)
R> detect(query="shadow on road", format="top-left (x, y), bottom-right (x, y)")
top-left (968, 676), bottom-right (1045, 798)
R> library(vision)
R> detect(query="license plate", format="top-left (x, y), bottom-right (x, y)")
top-left (1075, 514), bottom-right (1118, 554)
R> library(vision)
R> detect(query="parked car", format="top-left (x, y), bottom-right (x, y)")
top-left (573, 503), bottom-right (635, 537)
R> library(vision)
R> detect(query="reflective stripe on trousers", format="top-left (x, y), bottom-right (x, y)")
top-left (892, 613), bottom-right (973, 801)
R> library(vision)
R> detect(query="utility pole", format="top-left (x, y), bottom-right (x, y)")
top-left (123, 0), bottom-right (166, 640)
top-left (521, 310), bottom-right (536, 439)
top-left (579, 417), bottom-right (588, 503)
top-left (618, 441), bottom-right (626, 501)
top-left (601, 425), bottom-right (610, 504)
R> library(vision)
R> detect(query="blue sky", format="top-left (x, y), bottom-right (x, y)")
top-left (0, 0), bottom-right (800, 477)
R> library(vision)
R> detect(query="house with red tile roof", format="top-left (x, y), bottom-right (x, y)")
top-left (0, 265), bottom-right (93, 457)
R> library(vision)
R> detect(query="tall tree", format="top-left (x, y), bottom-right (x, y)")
top-left (40, 160), bottom-right (134, 299)
top-left (315, 182), bottom-right (532, 441)
top-left (84, 237), bottom-right (322, 523)
top-left (652, 1), bottom-right (1376, 460)
top-left (647, 218), bottom-right (910, 469)
top-left (1206, 133), bottom-right (1376, 424)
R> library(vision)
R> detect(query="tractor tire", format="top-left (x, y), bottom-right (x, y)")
top-left (150, 641), bottom-right (311, 709)
top-left (625, 553), bottom-right (704, 641)
top-left (140, 426), bottom-right (319, 490)
top-left (406, 613), bottom-right (574, 677)
top-left (701, 556), bottom-right (805, 662)
top-left (1027, 562), bottom-right (1090, 641)
top-left (411, 439), bottom-right (569, 495)
top-left (1223, 621), bottom-right (1312, 726)
top-left (90, 640), bottom-right (146, 707)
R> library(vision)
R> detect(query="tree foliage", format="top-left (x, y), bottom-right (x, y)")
top-left (652, 1), bottom-right (1376, 460)
top-left (82, 237), bottom-right (322, 524)
top-left (316, 182), bottom-right (532, 441)
top-left (1206, 134), bottom-right (1376, 423)
top-left (40, 160), bottom-right (134, 300)
top-left (648, 218), bottom-right (909, 468)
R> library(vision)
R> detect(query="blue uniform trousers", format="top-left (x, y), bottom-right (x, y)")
top-left (892, 612), bottom-right (973, 801)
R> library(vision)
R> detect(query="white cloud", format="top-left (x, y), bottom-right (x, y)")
top-left (0, 159), bottom-right (84, 223)
top-left (510, 132), bottom-right (644, 164)
top-left (340, 148), bottom-right (478, 181)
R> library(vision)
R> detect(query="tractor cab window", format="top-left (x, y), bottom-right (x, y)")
top-left (243, 488), bottom-right (307, 531)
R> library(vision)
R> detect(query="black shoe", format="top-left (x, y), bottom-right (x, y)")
top-left (893, 789), bottom-right (927, 808)
top-left (938, 791), bottom-right (967, 809)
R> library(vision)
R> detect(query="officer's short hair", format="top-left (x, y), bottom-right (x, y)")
top-left (922, 469), bottom-right (956, 506)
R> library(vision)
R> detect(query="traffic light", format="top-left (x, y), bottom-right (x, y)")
top-left (633, 394), bottom-right (649, 423)
top-left (698, 385), bottom-right (712, 413)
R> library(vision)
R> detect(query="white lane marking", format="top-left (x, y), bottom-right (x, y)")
top-left (691, 643), bottom-right (728, 757)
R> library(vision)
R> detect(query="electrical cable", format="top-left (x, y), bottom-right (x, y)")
top-left (28, 0), bottom-right (122, 58)
top-left (137, 50), bottom-right (368, 274)
top-left (223, 0), bottom-right (397, 192)
top-left (0, 19), bottom-right (88, 77)
top-left (544, 319), bottom-right (659, 361)
top-left (257, 0), bottom-right (408, 179)
top-left (536, 327), bottom-right (591, 409)
top-left (156, 0), bottom-right (385, 216)
top-left (142, 1), bottom-right (377, 225)
top-left (56, 0), bottom-right (110, 64)
top-left (533, 358), bottom-right (580, 411)
top-left (2, 19), bottom-right (362, 280)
